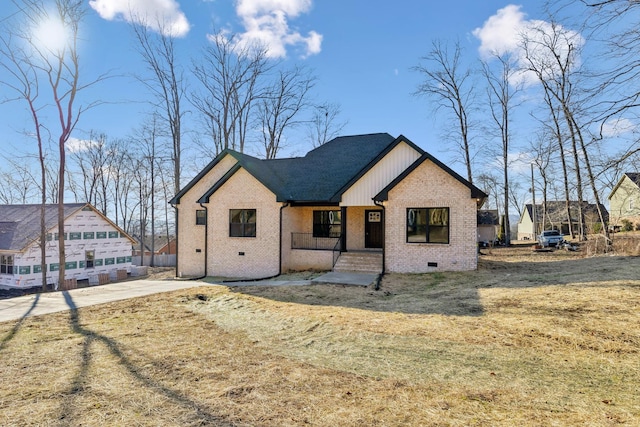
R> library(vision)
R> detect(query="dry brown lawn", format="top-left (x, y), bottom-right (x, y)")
top-left (1, 244), bottom-right (638, 426)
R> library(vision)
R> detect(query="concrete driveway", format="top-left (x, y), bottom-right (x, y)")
top-left (0, 279), bottom-right (210, 323)
top-left (0, 271), bottom-right (376, 324)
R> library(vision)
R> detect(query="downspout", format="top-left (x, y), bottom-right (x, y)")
top-left (170, 203), bottom-right (179, 279)
top-left (279, 203), bottom-right (289, 276)
top-left (193, 202), bottom-right (209, 280)
top-left (373, 199), bottom-right (386, 291)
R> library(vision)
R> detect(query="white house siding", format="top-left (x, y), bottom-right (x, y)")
top-left (609, 176), bottom-right (640, 227)
top-left (517, 212), bottom-right (535, 240)
top-left (384, 159), bottom-right (478, 273)
top-left (205, 169), bottom-right (281, 279)
top-left (1, 208), bottom-right (132, 288)
top-left (176, 154), bottom-right (237, 277)
top-left (341, 141), bottom-right (421, 207)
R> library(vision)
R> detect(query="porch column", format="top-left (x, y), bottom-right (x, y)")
top-left (341, 206), bottom-right (347, 252)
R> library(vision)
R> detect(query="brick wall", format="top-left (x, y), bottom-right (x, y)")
top-left (384, 159), bottom-right (478, 272)
top-left (206, 169), bottom-right (281, 279)
top-left (176, 154), bottom-right (236, 277)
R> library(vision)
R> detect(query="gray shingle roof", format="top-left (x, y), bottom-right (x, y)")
top-left (524, 201), bottom-right (609, 223)
top-left (625, 172), bottom-right (640, 187)
top-left (196, 133), bottom-right (415, 204)
top-left (0, 203), bottom-right (86, 252)
top-left (175, 133), bottom-right (486, 206)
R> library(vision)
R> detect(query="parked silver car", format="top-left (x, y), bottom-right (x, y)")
top-left (538, 230), bottom-right (564, 247)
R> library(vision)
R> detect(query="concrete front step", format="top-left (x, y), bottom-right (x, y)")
top-left (333, 251), bottom-right (383, 274)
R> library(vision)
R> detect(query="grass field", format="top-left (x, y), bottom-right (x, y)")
top-left (0, 245), bottom-right (638, 426)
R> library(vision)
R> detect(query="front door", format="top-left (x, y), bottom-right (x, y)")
top-left (365, 210), bottom-right (383, 248)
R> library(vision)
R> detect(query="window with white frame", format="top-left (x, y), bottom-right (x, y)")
top-left (0, 255), bottom-right (14, 274)
top-left (85, 250), bottom-right (95, 269)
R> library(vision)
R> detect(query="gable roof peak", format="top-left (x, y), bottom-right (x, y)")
top-left (625, 172), bottom-right (640, 185)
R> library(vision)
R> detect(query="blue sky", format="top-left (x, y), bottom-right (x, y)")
top-left (1, 0), bottom-right (590, 180)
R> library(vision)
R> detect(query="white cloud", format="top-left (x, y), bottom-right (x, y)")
top-left (66, 137), bottom-right (98, 153)
top-left (229, 0), bottom-right (322, 58)
top-left (473, 5), bottom-right (584, 87)
top-left (89, 0), bottom-right (190, 37)
top-left (473, 4), bottom-right (524, 58)
top-left (600, 117), bottom-right (636, 137)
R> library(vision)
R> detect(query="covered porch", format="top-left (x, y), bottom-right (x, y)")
top-left (282, 205), bottom-right (384, 273)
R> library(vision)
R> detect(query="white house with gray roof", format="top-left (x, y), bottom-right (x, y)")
top-left (170, 133), bottom-right (487, 279)
top-left (0, 203), bottom-right (135, 289)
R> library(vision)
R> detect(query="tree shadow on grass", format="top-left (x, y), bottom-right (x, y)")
top-left (227, 256), bottom-right (640, 317)
top-left (0, 294), bottom-right (40, 352)
top-left (58, 291), bottom-right (237, 427)
top-left (227, 274), bottom-right (485, 317)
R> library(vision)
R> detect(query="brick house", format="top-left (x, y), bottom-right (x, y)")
top-left (0, 203), bottom-right (135, 289)
top-left (169, 133), bottom-right (486, 279)
top-left (609, 173), bottom-right (640, 230)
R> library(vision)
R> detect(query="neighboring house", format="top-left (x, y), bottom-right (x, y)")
top-left (132, 235), bottom-right (177, 267)
top-left (157, 237), bottom-right (176, 255)
top-left (169, 133), bottom-right (486, 279)
top-left (608, 173), bottom-right (640, 229)
top-left (477, 210), bottom-right (499, 245)
top-left (132, 235), bottom-right (175, 256)
top-left (0, 203), bottom-right (135, 289)
top-left (517, 201), bottom-right (608, 240)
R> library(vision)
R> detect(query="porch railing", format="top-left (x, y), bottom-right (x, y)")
top-left (291, 232), bottom-right (341, 251)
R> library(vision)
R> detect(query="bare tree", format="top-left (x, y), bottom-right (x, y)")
top-left (131, 115), bottom-right (168, 266)
top-left (307, 102), bottom-right (347, 148)
top-left (131, 19), bottom-right (185, 199)
top-left (521, 22), bottom-right (588, 239)
top-left (68, 133), bottom-right (103, 211)
top-left (191, 31), bottom-right (270, 155)
top-left (482, 53), bottom-right (523, 245)
top-left (522, 21), bottom-right (608, 240)
top-left (258, 66), bottom-right (315, 159)
top-left (528, 131), bottom-right (556, 233)
top-left (476, 172), bottom-right (502, 212)
top-left (413, 40), bottom-right (477, 183)
top-left (1, 0), bottom-right (104, 289)
top-left (507, 180), bottom-right (528, 219)
top-left (0, 158), bottom-right (41, 203)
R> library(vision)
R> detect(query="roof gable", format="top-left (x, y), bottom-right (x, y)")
top-left (0, 203), bottom-right (84, 251)
top-left (184, 133), bottom-right (484, 206)
top-left (626, 173), bottom-right (640, 187)
top-left (169, 152), bottom-right (235, 205)
top-left (197, 133), bottom-right (407, 203)
top-left (609, 172), bottom-right (640, 200)
top-left (374, 151), bottom-right (487, 202)
top-left (0, 203), bottom-right (134, 252)
top-left (522, 202), bottom-right (609, 223)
